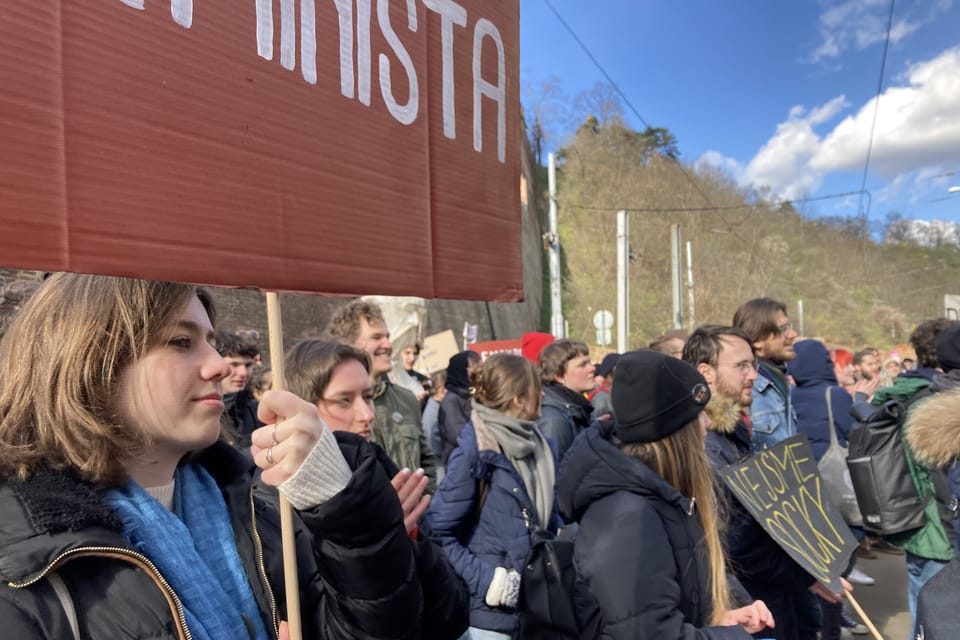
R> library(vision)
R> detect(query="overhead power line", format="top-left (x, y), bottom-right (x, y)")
top-left (540, 0), bottom-right (752, 245)
top-left (566, 190), bottom-right (870, 214)
top-left (857, 0), bottom-right (896, 219)
top-left (540, 0), bottom-right (650, 129)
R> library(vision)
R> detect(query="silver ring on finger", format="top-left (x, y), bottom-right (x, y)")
top-left (265, 447), bottom-right (275, 466)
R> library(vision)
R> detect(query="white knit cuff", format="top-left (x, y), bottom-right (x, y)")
top-left (277, 423), bottom-right (352, 510)
top-left (484, 567), bottom-right (522, 608)
top-left (502, 569), bottom-right (521, 608)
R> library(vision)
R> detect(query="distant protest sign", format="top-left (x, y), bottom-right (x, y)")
top-left (0, 1), bottom-right (520, 301)
top-left (419, 329), bottom-right (460, 374)
top-left (717, 436), bottom-right (857, 593)
top-left (466, 339), bottom-right (522, 361)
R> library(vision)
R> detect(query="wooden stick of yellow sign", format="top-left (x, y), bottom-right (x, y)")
top-left (846, 593), bottom-right (883, 640)
top-left (266, 292), bottom-right (302, 640)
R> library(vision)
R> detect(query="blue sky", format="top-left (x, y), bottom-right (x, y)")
top-left (520, 0), bottom-right (960, 227)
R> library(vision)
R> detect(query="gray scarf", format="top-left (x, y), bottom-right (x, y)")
top-left (471, 400), bottom-right (555, 528)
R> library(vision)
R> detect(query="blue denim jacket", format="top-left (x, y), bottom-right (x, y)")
top-left (749, 366), bottom-right (797, 452)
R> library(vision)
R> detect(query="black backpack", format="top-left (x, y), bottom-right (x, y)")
top-left (846, 388), bottom-right (932, 536)
top-left (513, 512), bottom-right (584, 640)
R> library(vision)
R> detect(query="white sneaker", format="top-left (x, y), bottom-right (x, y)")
top-left (847, 567), bottom-right (875, 586)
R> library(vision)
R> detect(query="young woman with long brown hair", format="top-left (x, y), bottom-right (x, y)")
top-left (556, 349), bottom-right (774, 639)
top-left (0, 273), bottom-right (423, 640)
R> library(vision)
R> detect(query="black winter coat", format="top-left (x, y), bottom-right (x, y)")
top-left (364, 440), bottom-right (471, 640)
top-left (703, 400), bottom-right (815, 640)
top-left (704, 402), bottom-right (814, 590)
top-left (0, 436), bottom-right (429, 640)
top-left (438, 388), bottom-right (471, 465)
top-left (537, 383), bottom-right (593, 463)
top-left (556, 424), bottom-right (750, 640)
top-left (438, 352), bottom-right (476, 466)
top-left (221, 387), bottom-right (263, 450)
top-left (915, 557), bottom-right (960, 639)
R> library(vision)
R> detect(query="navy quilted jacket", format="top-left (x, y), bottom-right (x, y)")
top-left (425, 421), bottom-right (562, 635)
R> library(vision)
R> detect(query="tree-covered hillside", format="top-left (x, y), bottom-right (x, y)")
top-left (532, 108), bottom-right (960, 350)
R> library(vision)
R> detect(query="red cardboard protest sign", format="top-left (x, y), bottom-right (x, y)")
top-left (0, 1), bottom-right (521, 301)
top-left (466, 339), bottom-right (522, 361)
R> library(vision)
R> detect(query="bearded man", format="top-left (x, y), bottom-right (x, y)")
top-left (684, 325), bottom-right (846, 640)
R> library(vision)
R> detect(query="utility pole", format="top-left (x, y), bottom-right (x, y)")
top-left (547, 153), bottom-right (565, 338)
top-left (797, 300), bottom-right (804, 336)
top-left (617, 210), bottom-right (629, 352)
top-left (686, 241), bottom-right (695, 331)
top-left (670, 224), bottom-right (683, 329)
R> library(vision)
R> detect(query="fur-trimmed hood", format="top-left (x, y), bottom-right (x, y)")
top-left (906, 387), bottom-right (960, 468)
top-left (704, 392), bottom-right (743, 435)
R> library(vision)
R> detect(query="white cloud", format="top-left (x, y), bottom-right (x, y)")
top-left (715, 47), bottom-right (960, 203)
top-left (812, 47), bottom-right (960, 176)
top-left (694, 98), bottom-right (849, 200)
top-left (808, 96), bottom-right (851, 125)
top-left (872, 173), bottom-right (911, 205)
top-left (738, 98), bottom-right (848, 200)
top-left (809, 0), bottom-right (948, 63)
top-left (694, 150), bottom-right (744, 181)
top-left (874, 167), bottom-right (959, 209)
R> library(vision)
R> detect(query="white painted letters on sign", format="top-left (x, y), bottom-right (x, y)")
top-left (472, 18), bottom-right (505, 163)
top-left (422, 0), bottom-right (467, 140)
top-left (378, 0), bottom-right (419, 125)
top-left (119, 0), bottom-right (508, 162)
top-left (120, 0), bottom-right (192, 28)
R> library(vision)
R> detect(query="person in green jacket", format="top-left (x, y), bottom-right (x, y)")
top-left (870, 318), bottom-right (958, 630)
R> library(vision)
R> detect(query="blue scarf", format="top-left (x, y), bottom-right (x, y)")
top-left (104, 464), bottom-right (270, 640)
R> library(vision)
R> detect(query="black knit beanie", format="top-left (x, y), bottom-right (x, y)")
top-left (936, 324), bottom-right (960, 373)
top-left (612, 349), bottom-right (711, 443)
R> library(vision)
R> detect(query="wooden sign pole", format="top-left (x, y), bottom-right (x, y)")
top-left (847, 593), bottom-right (883, 640)
top-left (266, 291), bottom-right (302, 640)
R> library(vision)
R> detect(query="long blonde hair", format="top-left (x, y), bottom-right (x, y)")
top-left (620, 419), bottom-right (731, 624)
top-left (0, 273), bottom-right (214, 486)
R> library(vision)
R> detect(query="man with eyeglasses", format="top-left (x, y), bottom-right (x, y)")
top-left (733, 297), bottom-right (800, 453)
top-left (684, 325), bottom-right (842, 640)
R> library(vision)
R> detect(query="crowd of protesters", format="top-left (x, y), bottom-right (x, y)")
top-left (1, 276), bottom-right (958, 639)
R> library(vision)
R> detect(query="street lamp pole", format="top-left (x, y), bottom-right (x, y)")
top-left (547, 153), bottom-right (565, 338)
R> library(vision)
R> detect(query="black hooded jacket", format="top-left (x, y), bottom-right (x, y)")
top-left (703, 397), bottom-right (815, 640)
top-left (438, 351), bottom-right (476, 465)
top-left (221, 387), bottom-right (263, 450)
top-left (556, 424), bottom-right (749, 640)
top-left (786, 340), bottom-right (852, 462)
top-left (0, 436), bottom-right (437, 640)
